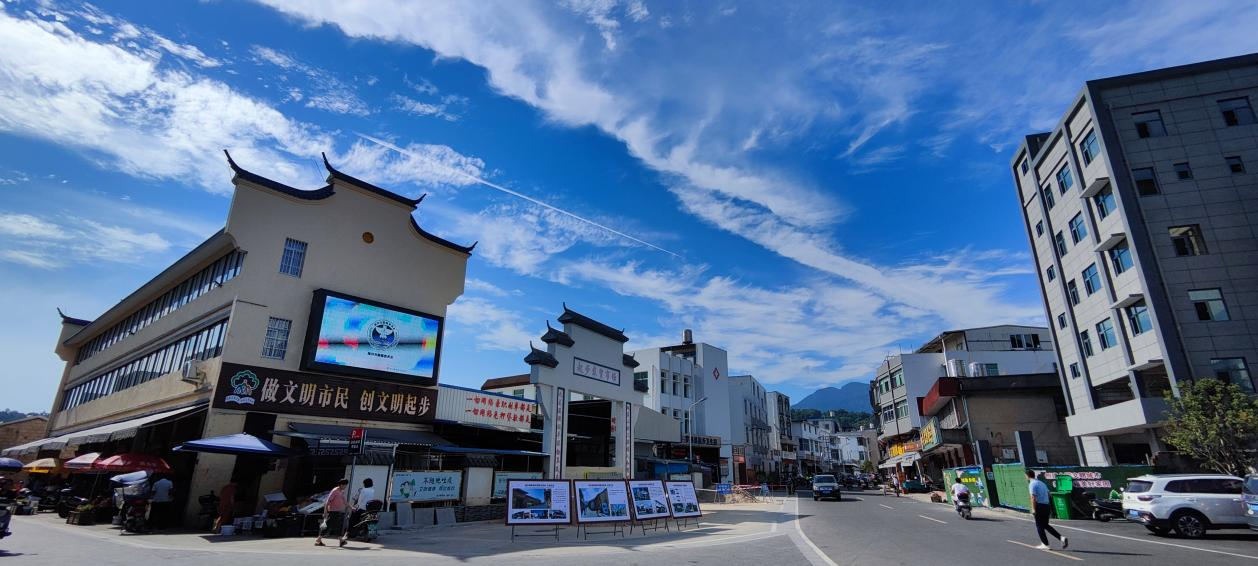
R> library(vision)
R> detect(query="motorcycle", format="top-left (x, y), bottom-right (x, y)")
top-left (1085, 492), bottom-right (1124, 522)
top-left (954, 491), bottom-right (973, 520)
top-left (345, 500), bottom-right (383, 542)
top-left (57, 488), bottom-right (89, 519)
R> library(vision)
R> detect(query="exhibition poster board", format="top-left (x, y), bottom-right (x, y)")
top-left (574, 480), bottom-right (632, 523)
top-left (493, 472), bottom-right (544, 499)
top-left (391, 470), bottom-right (462, 502)
top-left (665, 481), bottom-right (702, 518)
top-left (506, 480), bottom-right (573, 525)
top-left (627, 480), bottom-right (671, 521)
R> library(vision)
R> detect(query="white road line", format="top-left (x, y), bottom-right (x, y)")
top-left (878, 504), bottom-right (895, 510)
top-left (790, 495), bottom-right (840, 566)
top-left (846, 497), bottom-right (864, 502)
top-left (918, 514), bottom-right (947, 524)
top-left (1002, 515), bottom-right (1258, 560)
top-left (1007, 539), bottom-right (1084, 561)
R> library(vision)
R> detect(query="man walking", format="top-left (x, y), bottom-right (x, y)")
top-left (150, 474), bottom-right (174, 531)
top-left (1027, 470), bottom-right (1067, 550)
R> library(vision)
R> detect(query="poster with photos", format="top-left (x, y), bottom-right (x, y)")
top-left (506, 480), bottom-right (572, 525)
top-left (665, 481), bottom-right (702, 518)
top-left (627, 480), bottom-right (671, 521)
top-left (574, 480), bottom-right (632, 523)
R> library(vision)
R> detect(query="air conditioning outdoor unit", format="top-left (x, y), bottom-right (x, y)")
top-left (180, 359), bottom-right (206, 384)
top-left (946, 359), bottom-right (966, 377)
top-left (967, 362), bottom-right (984, 377)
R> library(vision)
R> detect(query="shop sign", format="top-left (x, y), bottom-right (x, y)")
top-left (436, 385), bottom-right (536, 431)
top-left (920, 417), bottom-right (941, 452)
top-left (780, 451), bottom-right (797, 460)
top-left (887, 440), bottom-right (920, 457)
top-left (681, 434), bottom-right (720, 447)
top-left (390, 470), bottom-right (462, 502)
top-left (213, 362), bottom-right (436, 424)
top-left (573, 357), bottom-right (621, 386)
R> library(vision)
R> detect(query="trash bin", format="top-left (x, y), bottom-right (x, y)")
top-left (1050, 492), bottom-right (1072, 520)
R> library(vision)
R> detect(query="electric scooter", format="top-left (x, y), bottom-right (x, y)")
top-left (954, 491), bottom-right (973, 520)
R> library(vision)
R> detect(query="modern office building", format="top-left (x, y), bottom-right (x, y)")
top-left (1011, 54), bottom-right (1258, 466)
top-left (872, 325), bottom-right (1057, 479)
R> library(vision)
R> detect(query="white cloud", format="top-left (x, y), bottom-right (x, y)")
top-left (334, 139), bottom-right (485, 190)
top-left (249, 45), bottom-right (371, 116)
top-left (0, 213), bottom-right (70, 240)
top-left (392, 94), bottom-right (461, 121)
top-left (0, 211), bottom-right (171, 269)
top-left (465, 278), bottom-right (517, 297)
top-left (445, 296), bottom-right (536, 352)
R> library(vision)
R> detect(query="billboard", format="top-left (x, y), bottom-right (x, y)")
top-left (302, 289), bottom-right (443, 385)
top-left (506, 480), bottom-right (572, 525)
top-left (628, 480), bottom-right (671, 521)
top-left (574, 480), bottom-right (631, 524)
top-left (391, 470), bottom-right (462, 502)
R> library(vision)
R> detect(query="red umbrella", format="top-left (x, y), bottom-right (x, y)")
top-left (92, 453), bottom-right (172, 473)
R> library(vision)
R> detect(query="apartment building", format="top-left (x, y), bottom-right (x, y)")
top-left (871, 326), bottom-right (1057, 477)
top-left (766, 391), bottom-right (796, 479)
top-left (728, 375), bottom-right (771, 483)
top-left (1011, 54), bottom-right (1258, 466)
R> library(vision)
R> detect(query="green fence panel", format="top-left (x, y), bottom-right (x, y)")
top-left (1030, 465), bottom-right (1154, 519)
top-left (991, 463), bottom-right (1029, 511)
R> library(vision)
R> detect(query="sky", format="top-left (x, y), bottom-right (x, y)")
top-left (2, 0), bottom-right (1257, 413)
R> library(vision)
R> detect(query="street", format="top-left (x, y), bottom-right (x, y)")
top-left (3, 491), bottom-right (1257, 565)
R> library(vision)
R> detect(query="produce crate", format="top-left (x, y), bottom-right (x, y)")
top-left (66, 511), bottom-right (96, 526)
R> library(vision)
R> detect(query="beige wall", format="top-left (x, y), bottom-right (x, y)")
top-left (0, 418), bottom-right (48, 451)
top-left (965, 393), bottom-right (1077, 466)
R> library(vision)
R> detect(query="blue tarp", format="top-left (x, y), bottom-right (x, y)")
top-left (173, 433), bottom-right (291, 457)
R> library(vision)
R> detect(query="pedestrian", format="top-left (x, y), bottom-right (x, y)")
top-left (315, 478), bottom-right (349, 547)
top-left (213, 477), bottom-right (237, 533)
top-left (150, 474), bottom-right (174, 530)
top-left (1027, 470), bottom-right (1067, 550)
top-left (342, 478), bottom-right (375, 544)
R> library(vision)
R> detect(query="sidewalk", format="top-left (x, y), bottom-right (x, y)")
top-left (19, 499), bottom-right (798, 560)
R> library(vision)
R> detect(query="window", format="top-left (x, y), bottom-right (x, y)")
top-left (1069, 213), bottom-right (1088, 243)
top-left (683, 374), bottom-right (692, 398)
top-left (1127, 302), bottom-right (1152, 336)
top-left (881, 406), bottom-right (894, 423)
top-left (1226, 155), bottom-right (1246, 174)
top-left (261, 317), bottom-right (292, 359)
top-left (1219, 97), bottom-right (1256, 126)
top-left (672, 373), bottom-right (679, 395)
top-left (1067, 280), bottom-right (1080, 305)
top-left (1042, 187), bottom-right (1056, 209)
top-left (982, 363), bottom-right (1000, 376)
top-left (1057, 313), bottom-right (1067, 329)
top-left (1080, 330), bottom-right (1094, 357)
top-left (1046, 266), bottom-right (1056, 281)
top-left (1173, 162), bottom-right (1193, 180)
top-left (1035, 221), bottom-right (1044, 237)
top-left (1096, 319), bottom-right (1117, 350)
top-left (1010, 334), bottom-right (1042, 350)
top-left (1095, 189), bottom-right (1117, 219)
top-left (1132, 167), bottom-right (1159, 195)
top-left (1021, 159), bottom-right (1029, 174)
top-left (1082, 264), bottom-right (1102, 295)
top-left (1132, 110), bottom-right (1167, 138)
top-left (891, 369), bottom-right (905, 388)
top-left (1109, 244), bottom-right (1133, 274)
top-left (512, 388), bottom-right (525, 398)
top-left (1169, 225), bottom-right (1207, 256)
top-left (1189, 289), bottom-right (1229, 321)
top-left (1056, 165), bottom-right (1074, 194)
top-left (1212, 358), bottom-right (1254, 394)
top-left (1069, 363), bottom-right (1080, 378)
top-left (878, 378), bottom-right (891, 395)
top-left (894, 400), bottom-right (909, 419)
top-left (279, 238), bottom-right (308, 277)
top-left (1079, 130), bottom-right (1099, 165)
top-left (1055, 232), bottom-right (1068, 256)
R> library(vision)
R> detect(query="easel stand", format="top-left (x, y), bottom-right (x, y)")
top-left (578, 522), bottom-right (626, 539)
top-left (511, 525), bottom-right (562, 542)
top-left (673, 516), bottom-right (699, 530)
top-left (633, 518), bottom-right (669, 534)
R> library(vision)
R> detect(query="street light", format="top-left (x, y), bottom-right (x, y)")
top-left (687, 396), bottom-right (708, 464)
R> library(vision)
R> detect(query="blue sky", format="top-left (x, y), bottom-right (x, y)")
top-left (2, 0), bottom-right (1257, 412)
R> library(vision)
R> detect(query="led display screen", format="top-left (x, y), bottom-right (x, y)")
top-left (302, 289), bottom-right (443, 385)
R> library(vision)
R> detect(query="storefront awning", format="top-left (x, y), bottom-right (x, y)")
top-left (431, 445), bottom-right (546, 457)
top-left (275, 423), bottom-right (450, 446)
top-left (1, 404), bottom-right (205, 457)
top-left (173, 433), bottom-right (292, 457)
top-left (877, 455), bottom-right (903, 469)
top-left (1, 436), bottom-right (67, 457)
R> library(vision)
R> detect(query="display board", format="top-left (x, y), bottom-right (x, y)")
top-left (302, 289), bottom-right (443, 385)
top-left (627, 480), bottom-right (670, 521)
top-left (665, 481), bottom-right (702, 518)
top-left (493, 472), bottom-right (543, 499)
top-left (574, 480), bottom-right (632, 523)
top-left (506, 480), bottom-right (572, 525)
top-left (391, 470), bottom-right (462, 502)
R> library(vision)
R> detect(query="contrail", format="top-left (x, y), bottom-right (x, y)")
top-left (356, 132), bottom-right (680, 257)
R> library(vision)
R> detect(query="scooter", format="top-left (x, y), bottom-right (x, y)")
top-left (57, 488), bottom-right (89, 519)
top-left (954, 491), bottom-right (973, 520)
top-left (1085, 492), bottom-right (1124, 522)
top-left (345, 500), bottom-right (383, 542)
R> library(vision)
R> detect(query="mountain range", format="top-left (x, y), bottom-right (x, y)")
top-left (792, 381), bottom-right (872, 413)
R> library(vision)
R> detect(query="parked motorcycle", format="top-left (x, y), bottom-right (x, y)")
top-left (1084, 492), bottom-right (1124, 522)
top-left (954, 491), bottom-right (973, 520)
top-left (57, 488), bottom-right (89, 519)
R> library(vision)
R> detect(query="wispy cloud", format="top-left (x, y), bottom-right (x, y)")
top-left (445, 296), bottom-right (537, 352)
top-left (249, 45), bottom-right (371, 116)
top-left (0, 212), bottom-right (171, 269)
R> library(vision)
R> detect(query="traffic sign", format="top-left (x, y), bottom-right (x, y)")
top-left (348, 427), bottom-right (365, 455)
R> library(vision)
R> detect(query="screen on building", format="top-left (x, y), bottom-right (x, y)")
top-left (301, 289), bottom-right (443, 385)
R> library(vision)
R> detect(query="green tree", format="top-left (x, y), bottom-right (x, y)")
top-left (1163, 378), bottom-right (1258, 476)
top-left (860, 460), bottom-right (876, 474)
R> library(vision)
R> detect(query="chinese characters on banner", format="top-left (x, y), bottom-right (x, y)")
top-left (390, 471), bottom-right (462, 502)
top-left (213, 362), bottom-right (437, 424)
top-left (461, 392), bottom-right (534, 427)
top-left (572, 357), bottom-right (621, 386)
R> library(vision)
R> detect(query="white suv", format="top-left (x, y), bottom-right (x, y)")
top-left (1122, 474), bottom-right (1248, 538)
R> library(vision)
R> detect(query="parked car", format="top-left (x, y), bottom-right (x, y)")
top-left (811, 474), bottom-right (842, 501)
top-left (1244, 474), bottom-right (1258, 531)
top-left (1121, 474), bottom-right (1248, 538)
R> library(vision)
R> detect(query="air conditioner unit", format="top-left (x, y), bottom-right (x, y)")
top-left (967, 362), bottom-right (984, 377)
top-left (946, 359), bottom-right (966, 377)
top-left (180, 359), bottom-right (205, 383)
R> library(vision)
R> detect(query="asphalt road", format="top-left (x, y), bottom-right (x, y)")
top-left (796, 489), bottom-right (1258, 565)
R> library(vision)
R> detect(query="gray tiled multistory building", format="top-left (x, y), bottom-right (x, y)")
top-left (1011, 54), bottom-right (1258, 466)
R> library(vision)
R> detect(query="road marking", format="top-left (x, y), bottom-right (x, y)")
top-left (790, 495), bottom-right (840, 566)
top-left (878, 504), bottom-right (895, 510)
top-left (1007, 540), bottom-right (1083, 561)
top-left (1002, 515), bottom-right (1258, 560)
top-left (917, 514), bottom-right (947, 524)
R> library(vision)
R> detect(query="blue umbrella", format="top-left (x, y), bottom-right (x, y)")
top-left (172, 433), bottom-right (291, 457)
top-left (0, 457), bottom-right (23, 472)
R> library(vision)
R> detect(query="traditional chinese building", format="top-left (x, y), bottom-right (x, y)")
top-left (17, 152), bottom-right (473, 523)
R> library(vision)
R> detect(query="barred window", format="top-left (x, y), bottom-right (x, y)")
top-left (261, 317), bottom-right (292, 359)
top-left (279, 238), bottom-right (308, 277)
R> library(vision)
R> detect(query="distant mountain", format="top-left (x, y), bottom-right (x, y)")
top-left (792, 381), bottom-right (872, 412)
